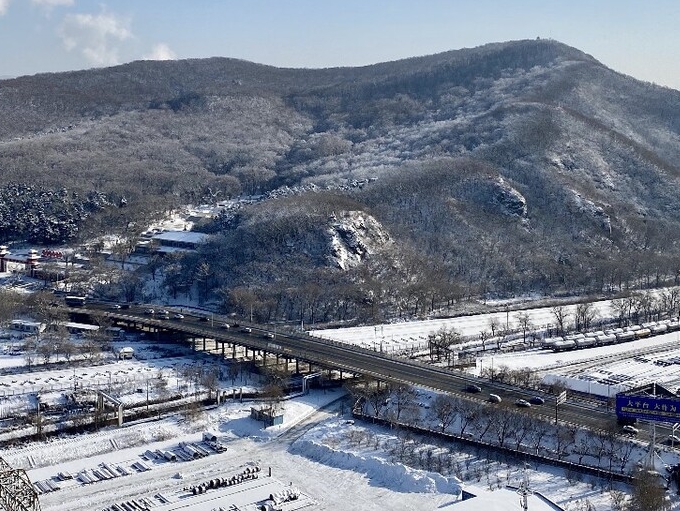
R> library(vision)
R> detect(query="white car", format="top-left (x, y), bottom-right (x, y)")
top-left (173, 313), bottom-right (184, 320)
top-left (515, 399), bottom-right (531, 408)
top-left (622, 425), bottom-right (639, 435)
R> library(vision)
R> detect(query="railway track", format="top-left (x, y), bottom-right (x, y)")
top-left (535, 339), bottom-right (680, 376)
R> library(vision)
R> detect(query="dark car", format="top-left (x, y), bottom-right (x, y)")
top-left (529, 396), bottom-right (545, 405)
top-left (465, 384), bottom-right (482, 393)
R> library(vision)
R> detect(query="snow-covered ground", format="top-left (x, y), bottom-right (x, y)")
top-left (0, 317), bottom-right (648, 510)
top-left (2, 259), bottom-right (679, 509)
top-left (2, 389), bottom-right (636, 511)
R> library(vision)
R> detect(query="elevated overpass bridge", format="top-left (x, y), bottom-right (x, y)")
top-left (70, 303), bottom-right (621, 433)
top-left (73, 302), bottom-right (475, 393)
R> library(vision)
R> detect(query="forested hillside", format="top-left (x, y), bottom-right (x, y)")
top-left (2, 38), bottom-right (680, 323)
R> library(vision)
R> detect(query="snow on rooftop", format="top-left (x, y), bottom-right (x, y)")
top-left (152, 231), bottom-right (209, 244)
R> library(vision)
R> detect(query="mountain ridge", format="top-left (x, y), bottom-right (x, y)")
top-left (1, 38), bottom-right (680, 321)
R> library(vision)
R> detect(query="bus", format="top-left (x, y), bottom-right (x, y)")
top-left (64, 295), bottom-right (86, 307)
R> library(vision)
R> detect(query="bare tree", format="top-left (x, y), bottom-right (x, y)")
top-left (488, 317), bottom-right (501, 338)
top-left (390, 384), bottom-right (415, 422)
top-left (365, 383), bottom-right (390, 419)
top-left (575, 302), bottom-right (597, 331)
top-left (430, 394), bottom-right (457, 433)
top-left (527, 416), bottom-right (550, 454)
top-left (515, 312), bottom-right (533, 344)
top-left (629, 468), bottom-right (671, 511)
top-left (551, 306), bottom-right (570, 336)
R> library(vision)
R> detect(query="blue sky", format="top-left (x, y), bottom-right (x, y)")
top-left (1, 0), bottom-right (679, 90)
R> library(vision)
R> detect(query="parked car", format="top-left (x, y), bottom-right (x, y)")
top-left (622, 425), bottom-right (639, 435)
top-left (529, 396), bottom-right (545, 405)
top-left (488, 394), bottom-right (502, 403)
top-left (465, 384), bottom-right (482, 393)
top-left (515, 399), bottom-right (532, 408)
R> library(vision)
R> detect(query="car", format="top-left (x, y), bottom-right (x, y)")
top-left (240, 327), bottom-right (252, 334)
top-left (111, 304), bottom-right (121, 310)
top-left (488, 394), bottom-right (502, 403)
top-left (120, 304), bottom-right (130, 309)
top-left (158, 309), bottom-right (169, 315)
top-left (465, 384), bottom-right (482, 393)
top-left (159, 314), bottom-right (170, 320)
top-left (515, 399), bottom-right (532, 408)
top-left (199, 316), bottom-right (210, 322)
top-left (173, 313), bottom-right (184, 320)
top-left (622, 425), bottom-right (639, 435)
top-left (144, 308), bottom-right (155, 315)
top-left (263, 332), bottom-right (275, 339)
top-left (529, 396), bottom-right (545, 405)
top-left (220, 322), bottom-right (230, 329)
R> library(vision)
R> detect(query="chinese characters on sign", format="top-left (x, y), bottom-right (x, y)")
top-left (616, 394), bottom-right (680, 422)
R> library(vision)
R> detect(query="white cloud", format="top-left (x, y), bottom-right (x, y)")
top-left (58, 11), bottom-right (132, 66)
top-left (145, 43), bottom-right (177, 61)
top-left (0, 0), bottom-right (10, 16)
top-left (31, 0), bottom-right (74, 7)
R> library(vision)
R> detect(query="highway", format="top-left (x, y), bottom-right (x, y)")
top-left (76, 303), bottom-right (632, 433)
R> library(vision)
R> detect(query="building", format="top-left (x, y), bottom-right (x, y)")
top-left (118, 347), bottom-right (134, 359)
top-left (135, 230), bottom-right (210, 255)
top-left (10, 320), bottom-right (45, 334)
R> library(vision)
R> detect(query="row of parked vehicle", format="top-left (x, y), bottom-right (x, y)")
top-left (542, 319), bottom-right (680, 352)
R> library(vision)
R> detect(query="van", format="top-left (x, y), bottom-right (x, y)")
top-left (489, 394), bottom-right (502, 403)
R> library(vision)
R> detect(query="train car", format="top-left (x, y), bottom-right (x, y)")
top-left (616, 330), bottom-right (636, 342)
top-left (575, 336), bottom-right (596, 349)
top-left (634, 328), bottom-right (651, 339)
top-left (596, 333), bottom-right (617, 345)
top-left (667, 320), bottom-right (680, 332)
top-left (552, 339), bottom-right (576, 352)
top-left (651, 323), bottom-right (668, 335)
top-left (541, 336), bottom-right (562, 350)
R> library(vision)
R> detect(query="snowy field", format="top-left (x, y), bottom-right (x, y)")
top-left (0, 322), bottom-right (652, 510)
top-left (1, 389), bottom-right (642, 511)
top-left (309, 298), bottom-right (619, 350)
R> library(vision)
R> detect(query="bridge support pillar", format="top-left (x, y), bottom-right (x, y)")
top-left (262, 351), bottom-right (267, 367)
top-left (202, 337), bottom-right (206, 351)
top-left (221, 342), bottom-right (225, 357)
top-left (295, 359), bottom-right (299, 373)
top-left (232, 343), bottom-right (236, 359)
top-left (276, 354), bottom-right (280, 365)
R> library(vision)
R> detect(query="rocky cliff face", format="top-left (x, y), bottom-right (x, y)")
top-left (327, 211), bottom-right (392, 270)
